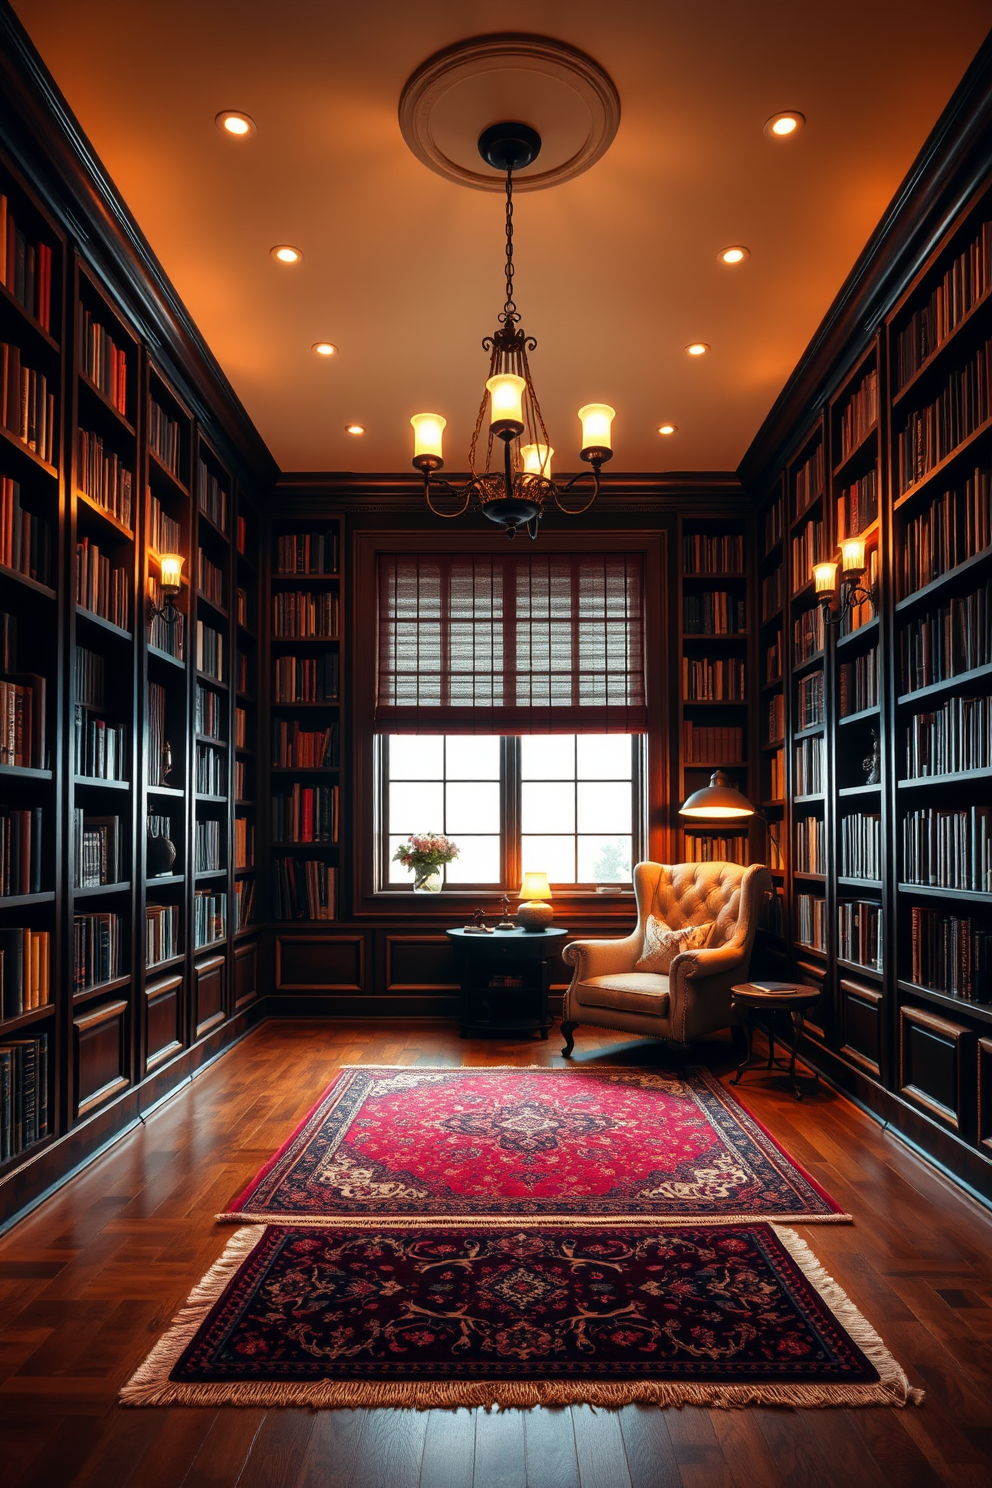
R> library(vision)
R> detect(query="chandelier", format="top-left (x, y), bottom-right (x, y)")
top-left (409, 122), bottom-right (615, 540)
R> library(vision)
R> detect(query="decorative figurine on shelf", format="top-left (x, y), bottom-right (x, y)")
top-left (393, 833), bottom-right (460, 893)
top-left (162, 740), bottom-right (174, 782)
top-left (495, 894), bottom-right (517, 931)
top-left (472, 907), bottom-right (487, 928)
top-left (147, 816), bottom-right (176, 877)
top-left (517, 871), bottom-right (553, 931)
top-left (863, 727), bottom-right (881, 785)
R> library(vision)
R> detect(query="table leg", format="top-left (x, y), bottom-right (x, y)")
top-left (766, 1021), bottom-right (776, 1069)
top-left (788, 1011), bottom-right (804, 1099)
top-left (731, 1011), bottom-right (754, 1085)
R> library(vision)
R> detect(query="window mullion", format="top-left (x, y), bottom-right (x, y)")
top-left (503, 736), bottom-right (521, 892)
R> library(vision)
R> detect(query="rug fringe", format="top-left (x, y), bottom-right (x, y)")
top-left (216, 1210), bottom-right (853, 1227)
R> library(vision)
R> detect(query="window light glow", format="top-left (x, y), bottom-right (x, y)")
top-left (216, 111), bottom-right (256, 137)
top-left (270, 245), bottom-right (303, 264)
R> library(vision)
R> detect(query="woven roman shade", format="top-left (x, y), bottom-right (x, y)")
top-left (375, 552), bottom-right (646, 734)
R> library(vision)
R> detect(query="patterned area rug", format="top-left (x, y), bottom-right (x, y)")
top-left (220, 1066), bottom-right (848, 1225)
top-left (120, 1221), bottom-right (920, 1410)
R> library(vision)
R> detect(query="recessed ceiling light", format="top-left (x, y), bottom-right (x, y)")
top-left (658, 423), bottom-right (678, 435)
top-left (216, 110), bottom-right (256, 137)
top-left (718, 246), bottom-right (749, 265)
top-left (345, 423), bottom-right (365, 435)
top-left (764, 111), bottom-right (805, 139)
top-left (312, 342), bottom-right (338, 357)
top-left (270, 245), bottom-right (303, 264)
top-left (684, 342), bottom-right (710, 357)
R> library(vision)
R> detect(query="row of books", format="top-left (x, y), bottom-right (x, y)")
top-left (148, 398), bottom-right (181, 477)
top-left (794, 444), bottom-right (823, 519)
top-left (76, 538), bottom-right (129, 629)
top-left (146, 903), bottom-right (179, 967)
top-left (767, 819), bottom-right (783, 869)
top-left (761, 566), bottom-right (783, 621)
top-left (236, 587), bottom-right (249, 628)
top-left (896, 334), bottom-right (992, 494)
top-left (796, 893), bottom-right (826, 951)
top-left (899, 466), bottom-right (990, 597)
top-left (909, 907), bottom-right (990, 1001)
top-left (794, 736), bottom-right (824, 796)
top-left (73, 911), bottom-right (122, 992)
top-left (903, 694), bottom-right (991, 778)
top-left (236, 513), bottom-right (247, 555)
top-left (76, 429), bottom-right (133, 529)
top-left (195, 819), bottom-right (223, 873)
top-left (272, 591), bottom-right (339, 639)
top-left (272, 857), bottom-right (334, 920)
top-left (682, 832), bottom-right (748, 865)
top-left (794, 604), bottom-right (825, 663)
top-left (682, 722), bottom-right (743, 763)
top-left (902, 806), bottom-right (992, 892)
top-left (272, 720), bottom-right (338, 768)
top-left (838, 547), bottom-right (879, 636)
top-left (682, 657), bottom-right (745, 701)
top-left (681, 532), bottom-right (744, 574)
top-left (836, 468), bottom-right (878, 541)
top-left (234, 760), bottom-right (249, 799)
top-left (838, 899), bottom-right (882, 970)
top-left (195, 742), bottom-right (226, 796)
top-left (195, 684), bottom-right (223, 741)
top-left (0, 1033), bottom-right (49, 1161)
top-left (0, 927), bottom-right (50, 1017)
top-left (768, 748), bottom-right (784, 800)
top-left (791, 517), bottom-right (824, 591)
top-left (81, 309), bottom-right (127, 415)
top-left (797, 670), bottom-right (824, 730)
top-left (764, 634), bottom-right (782, 684)
top-left (194, 889), bottom-right (226, 947)
top-left (146, 492), bottom-right (181, 556)
top-left (73, 706), bottom-right (126, 780)
top-left (0, 674), bottom-right (46, 768)
top-left (764, 497), bottom-right (785, 550)
top-left (0, 196), bottom-right (53, 330)
top-left (196, 620), bottom-right (223, 680)
top-left (235, 706), bottom-right (248, 749)
top-left (682, 591), bottom-right (746, 634)
top-left (900, 577), bottom-right (992, 691)
top-left (0, 807), bottom-right (42, 895)
top-left (72, 809), bottom-right (119, 888)
top-left (839, 649), bottom-right (879, 716)
top-left (235, 877), bottom-right (255, 931)
top-left (197, 461), bottom-right (227, 532)
top-left (74, 644), bottom-right (105, 708)
top-left (762, 887), bottom-right (785, 936)
top-left (837, 368), bottom-right (878, 461)
top-left (766, 694), bottom-right (784, 744)
top-left (234, 816), bottom-right (254, 869)
top-left (894, 219), bottom-right (992, 390)
top-left (272, 785), bottom-right (339, 843)
top-left (1, 342), bottom-right (55, 463)
top-left (275, 530), bottom-right (338, 575)
top-left (235, 652), bottom-right (249, 696)
top-left (0, 476), bottom-right (53, 584)
top-left (794, 813), bottom-right (824, 873)
top-left (197, 548), bottom-right (224, 609)
top-left (272, 654), bottom-right (339, 704)
top-left (841, 812), bottom-right (881, 881)
top-left (148, 580), bottom-right (184, 658)
top-left (147, 814), bottom-right (174, 875)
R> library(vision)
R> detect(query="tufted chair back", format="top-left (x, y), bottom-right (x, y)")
top-left (633, 861), bottom-right (764, 952)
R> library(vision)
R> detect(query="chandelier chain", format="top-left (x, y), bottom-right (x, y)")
top-left (500, 169), bottom-right (519, 326)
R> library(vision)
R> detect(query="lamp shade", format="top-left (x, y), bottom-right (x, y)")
top-left (520, 443), bottom-right (553, 477)
top-left (840, 536), bottom-right (866, 578)
top-left (517, 869), bottom-right (553, 929)
top-left (813, 560), bottom-right (838, 597)
top-left (679, 770), bottom-right (755, 820)
top-left (520, 870), bottom-right (552, 900)
top-left (411, 413), bottom-right (445, 462)
top-left (486, 374), bottom-right (526, 434)
top-left (578, 403), bottom-right (615, 453)
top-left (159, 553), bottom-right (185, 592)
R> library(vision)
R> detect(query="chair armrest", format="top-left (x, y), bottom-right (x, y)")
top-left (563, 932), bottom-right (642, 981)
top-left (679, 940), bottom-right (747, 980)
top-left (664, 940), bottom-right (747, 1043)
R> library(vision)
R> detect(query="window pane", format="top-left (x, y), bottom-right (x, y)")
top-left (390, 781), bottom-right (444, 834)
top-left (445, 735), bottom-right (500, 779)
top-left (446, 781), bottom-right (501, 834)
top-left (445, 836), bottom-right (500, 883)
top-left (522, 834), bottom-right (576, 883)
top-left (522, 781), bottom-right (575, 834)
top-left (577, 781), bottom-right (632, 834)
top-left (388, 835), bottom-right (416, 884)
top-left (578, 835), bottom-right (632, 883)
top-left (577, 734), bottom-right (632, 780)
top-left (521, 735), bottom-right (575, 779)
top-left (389, 735), bottom-right (444, 779)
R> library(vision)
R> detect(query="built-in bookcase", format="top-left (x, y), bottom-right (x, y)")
top-left (756, 478), bottom-right (787, 961)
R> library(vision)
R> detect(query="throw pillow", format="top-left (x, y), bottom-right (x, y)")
top-left (635, 918), bottom-right (714, 974)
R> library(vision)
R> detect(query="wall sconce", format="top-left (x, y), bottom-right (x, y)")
top-left (517, 870), bottom-right (553, 930)
top-left (814, 537), bottom-right (875, 625)
top-left (149, 553), bottom-right (185, 627)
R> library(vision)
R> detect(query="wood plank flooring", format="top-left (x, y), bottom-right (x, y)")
top-left (2, 1017), bottom-right (992, 1487)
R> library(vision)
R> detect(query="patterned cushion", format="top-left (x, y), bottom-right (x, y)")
top-left (634, 917), bottom-right (713, 973)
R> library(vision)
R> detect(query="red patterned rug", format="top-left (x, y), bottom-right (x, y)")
top-left (120, 1221), bottom-right (920, 1409)
top-left (220, 1066), bottom-right (848, 1225)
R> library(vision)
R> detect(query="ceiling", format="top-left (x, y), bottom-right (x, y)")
top-left (11, 0), bottom-right (992, 475)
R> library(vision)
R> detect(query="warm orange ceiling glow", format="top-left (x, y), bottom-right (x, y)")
top-left (719, 246), bottom-right (749, 264)
top-left (765, 111), bottom-right (805, 138)
top-left (216, 110), bottom-right (255, 137)
top-left (271, 245), bottom-right (303, 264)
top-left (312, 341), bottom-right (338, 356)
top-left (684, 342), bottom-right (710, 357)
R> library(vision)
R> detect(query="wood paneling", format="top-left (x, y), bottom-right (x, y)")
top-left (145, 972), bottom-right (183, 1071)
top-left (234, 940), bottom-right (258, 1008)
top-left (839, 977), bottom-right (882, 1075)
top-left (193, 954), bottom-right (226, 1038)
top-left (275, 935), bottom-right (364, 992)
top-left (73, 998), bottom-right (129, 1117)
top-left (899, 1004), bottom-right (971, 1133)
top-left (383, 936), bottom-right (459, 992)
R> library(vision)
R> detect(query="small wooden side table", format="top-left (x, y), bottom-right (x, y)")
top-left (446, 927), bottom-right (567, 1039)
top-left (730, 982), bottom-right (821, 1100)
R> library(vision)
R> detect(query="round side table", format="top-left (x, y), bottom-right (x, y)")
top-left (730, 982), bottom-right (821, 1100)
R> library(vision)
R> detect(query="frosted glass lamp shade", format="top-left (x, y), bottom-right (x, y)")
top-left (578, 403), bottom-right (615, 457)
top-left (840, 536), bottom-right (866, 579)
top-left (487, 374), bottom-right (526, 437)
top-left (411, 413), bottom-right (446, 470)
top-left (159, 553), bottom-right (184, 592)
top-left (520, 443), bottom-right (553, 477)
top-left (813, 561), bottom-right (839, 597)
top-left (517, 869), bottom-right (553, 929)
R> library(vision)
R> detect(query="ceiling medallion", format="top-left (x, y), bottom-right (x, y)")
top-left (398, 33), bottom-right (620, 193)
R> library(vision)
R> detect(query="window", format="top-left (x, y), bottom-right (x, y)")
top-left (383, 733), bottom-right (640, 890)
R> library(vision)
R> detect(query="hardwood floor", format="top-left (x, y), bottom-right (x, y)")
top-left (3, 1017), bottom-right (992, 1487)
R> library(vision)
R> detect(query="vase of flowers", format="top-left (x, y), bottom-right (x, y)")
top-left (393, 833), bottom-right (459, 893)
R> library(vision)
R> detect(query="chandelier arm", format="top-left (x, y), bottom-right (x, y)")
top-left (423, 476), bottom-right (472, 520)
top-left (551, 466), bottom-right (601, 516)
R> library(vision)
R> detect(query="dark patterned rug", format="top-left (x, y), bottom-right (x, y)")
top-left (120, 1221), bottom-right (920, 1409)
top-left (220, 1066), bottom-right (848, 1225)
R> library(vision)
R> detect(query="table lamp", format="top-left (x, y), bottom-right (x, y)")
top-left (517, 871), bottom-right (553, 930)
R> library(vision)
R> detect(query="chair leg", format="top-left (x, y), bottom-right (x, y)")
top-left (560, 1021), bottom-right (577, 1057)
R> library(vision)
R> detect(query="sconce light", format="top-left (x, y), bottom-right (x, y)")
top-left (815, 539), bottom-right (875, 625)
top-left (149, 552), bottom-right (185, 627)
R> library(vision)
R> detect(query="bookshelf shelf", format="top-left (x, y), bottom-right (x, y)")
top-left (892, 412), bottom-right (992, 511)
top-left (832, 421), bottom-right (878, 482)
top-left (0, 275), bottom-right (60, 352)
top-left (838, 706), bottom-right (880, 726)
top-left (835, 616), bottom-right (879, 651)
top-left (898, 883), bottom-right (992, 903)
top-left (0, 765), bottom-right (52, 782)
top-left (836, 957), bottom-right (882, 980)
top-left (897, 979), bottom-right (992, 1022)
top-left (74, 489), bottom-right (133, 539)
top-left (896, 663), bottom-right (992, 707)
top-left (898, 769), bottom-right (992, 789)
top-left (837, 784), bottom-right (882, 798)
top-left (0, 420), bottom-right (58, 479)
top-left (147, 447), bottom-right (188, 497)
top-left (895, 545), bottom-right (992, 613)
top-left (0, 561), bottom-right (56, 600)
top-left (891, 283), bottom-right (992, 410)
top-left (0, 890), bottom-right (55, 908)
top-left (73, 881), bottom-right (131, 898)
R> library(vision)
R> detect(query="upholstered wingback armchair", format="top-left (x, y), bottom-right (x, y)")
top-left (560, 861), bottom-right (773, 1056)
